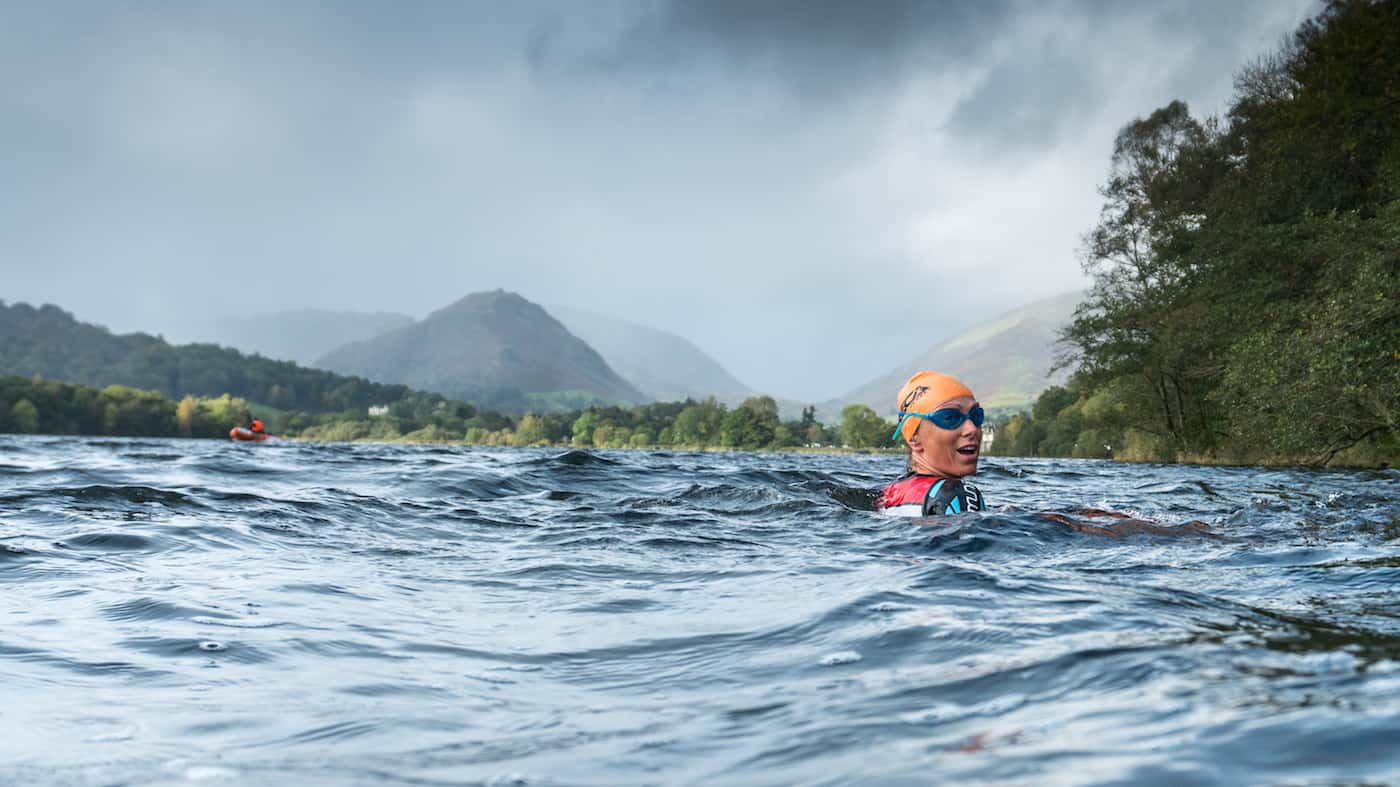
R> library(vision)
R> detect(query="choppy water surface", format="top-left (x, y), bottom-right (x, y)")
top-left (2, 435), bottom-right (1398, 786)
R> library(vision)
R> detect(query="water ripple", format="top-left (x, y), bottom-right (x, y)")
top-left (1, 435), bottom-right (1397, 785)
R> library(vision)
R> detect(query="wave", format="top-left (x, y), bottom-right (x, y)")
top-left (2, 435), bottom-right (1397, 785)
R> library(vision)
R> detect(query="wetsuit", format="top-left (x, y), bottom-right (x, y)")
top-left (879, 473), bottom-right (985, 517)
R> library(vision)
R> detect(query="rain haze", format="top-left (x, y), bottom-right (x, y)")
top-left (2, 0), bottom-right (1318, 402)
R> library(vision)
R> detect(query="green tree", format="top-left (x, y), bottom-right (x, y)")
top-left (175, 396), bottom-right (198, 437)
top-left (10, 398), bottom-right (39, 433)
top-left (1015, 421), bottom-right (1047, 456)
top-left (771, 424), bottom-right (794, 448)
top-left (1039, 407), bottom-right (1085, 457)
top-left (98, 385), bottom-right (175, 436)
top-left (720, 396), bottom-right (779, 449)
top-left (1032, 385), bottom-right (1079, 423)
top-left (1060, 100), bottom-right (1223, 455)
top-left (513, 414), bottom-right (550, 446)
top-left (672, 398), bottom-right (725, 446)
top-left (571, 411), bottom-right (600, 446)
top-left (840, 404), bottom-right (887, 449)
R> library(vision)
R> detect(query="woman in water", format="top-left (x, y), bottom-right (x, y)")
top-left (878, 371), bottom-right (987, 516)
top-left (876, 370), bottom-right (1211, 536)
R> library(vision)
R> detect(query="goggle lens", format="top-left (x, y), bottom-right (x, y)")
top-left (929, 406), bottom-right (985, 429)
top-left (890, 405), bottom-right (986, 441)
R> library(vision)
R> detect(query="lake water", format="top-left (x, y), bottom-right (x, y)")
top-left (2, 435), bottom-right (1398, 786)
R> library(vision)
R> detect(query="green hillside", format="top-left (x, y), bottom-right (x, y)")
top-left (316, 290), bottom-right (647, 413)
top-left (0, 300), bottom-right (453, 414)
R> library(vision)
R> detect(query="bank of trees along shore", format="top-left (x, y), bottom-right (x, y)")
top-left (997, 0), bottom-right (1399, 467)
top-left (284, 398), bottom-right (893, 451)
top-left (0, 375), bottom-right (898, 451)
top-left (0, 376), bottom-right (248, 438)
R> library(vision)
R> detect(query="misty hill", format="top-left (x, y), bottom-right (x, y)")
top-left (547, 304), bottom-right (756, 406)
top-left (177, 309), bottom-right (414, 366)
top-left (316, 290), bottom-right (646, 412)
top-left (0, 300), bottom-right (457, 413)
top-left (829, 291), bottom-right (1082, 418)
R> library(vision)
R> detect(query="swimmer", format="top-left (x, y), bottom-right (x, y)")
top-left (878, 371), bottom-right (987, 516)
top-left (876, 370), bottom-right (1214, 537)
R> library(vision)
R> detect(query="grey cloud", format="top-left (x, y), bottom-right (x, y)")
top-left (559, 0), bottom-right (1318, 139)
top-left (543, 0), bottom-right (1012, 99)
top-left (0, 0), bottom-right (1322, 400)
top-left (943, 49), bottom-right (1098, 154)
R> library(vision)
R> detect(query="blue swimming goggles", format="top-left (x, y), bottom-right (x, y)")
top-left (890, 405), bottom-right (986, 441)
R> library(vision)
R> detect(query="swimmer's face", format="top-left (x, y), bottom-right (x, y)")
top-left (907, 395), bottom-right (982, 478)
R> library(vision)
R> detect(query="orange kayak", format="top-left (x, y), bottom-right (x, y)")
top-left (229, 427), bottom-right (270, 442)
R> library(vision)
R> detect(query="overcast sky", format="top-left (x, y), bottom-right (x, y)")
top-left (2, 0), bottom-right (1318, 401)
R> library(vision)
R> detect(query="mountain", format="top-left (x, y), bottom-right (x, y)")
top-left (829, 291), bottom-right (1082, 417)
top-left (0, 300), bottom-right (453, 413)
top-left (547, 304), bottom-right (756, 406)
top-left (315, 290), bottom-right (646, 412)
top-left (177, 309), bottom-right (414, 366)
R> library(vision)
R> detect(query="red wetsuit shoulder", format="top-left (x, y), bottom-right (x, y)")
top-left (879, 474), bottom-right (986, 517)
top-left (879, 474), bottom-right (942, 516)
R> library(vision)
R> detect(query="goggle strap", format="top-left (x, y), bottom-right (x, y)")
top-left (890, 413), bottom-right (916, 442)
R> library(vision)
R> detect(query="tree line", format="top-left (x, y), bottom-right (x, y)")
top-left (1, 375), bottom-right (897, 451)
top-left (0, 376), bottom-right (249, 438)
top-left (997, 0), bottom-right (1398, 467)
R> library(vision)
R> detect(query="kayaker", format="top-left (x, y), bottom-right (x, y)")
top-left (249, 418), bottom-right (265, 435)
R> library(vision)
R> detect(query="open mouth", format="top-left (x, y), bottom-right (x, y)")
top-left (957, 445), bottom-right (979, 457)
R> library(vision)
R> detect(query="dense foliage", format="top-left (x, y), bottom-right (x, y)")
top-left (1, 376), bottom-right (891, 452)
top-left (0, 376), bottom-right (246, 438)
top-left (299, 397), bottom-right (855, 451)
top-left (1010, 0), bottom-right (1398, 466)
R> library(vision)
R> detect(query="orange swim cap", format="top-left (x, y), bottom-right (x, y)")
top-left (894, 371), bottom-right (975, 442)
